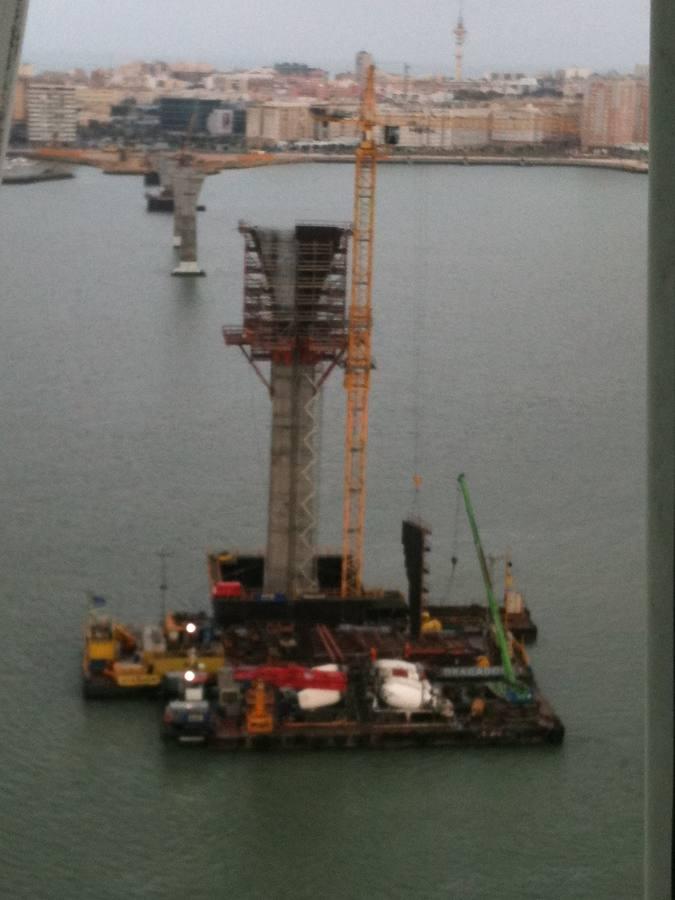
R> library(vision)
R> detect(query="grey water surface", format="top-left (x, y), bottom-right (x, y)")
top-left (0, 163), bottom-right (645, 899)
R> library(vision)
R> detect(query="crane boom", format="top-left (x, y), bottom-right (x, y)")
top-left (456, 473), bottom-right (517, 685)
top-left (342, 64), bottom-right (377, 597)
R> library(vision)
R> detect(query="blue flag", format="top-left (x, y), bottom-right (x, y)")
top-left (91, 595), bottom-right (106, 607)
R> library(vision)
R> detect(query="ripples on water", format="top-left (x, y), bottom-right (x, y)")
top-left (0, 164), bottom-right (645, 898)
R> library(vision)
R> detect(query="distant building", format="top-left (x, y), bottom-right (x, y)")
top-left (355, 51), bottom-right (374, 85)
top-left (246, 101), bottom-right (315, 147)
top-left (168, 62), bottom-right (216, 84)
top-left (481, 73), bottom-right (539, 96)
top-left (581, 77), bottom-right (649, 149)
top-left (490, 105), bottom-right (539, 144)
top-left (394, 107), bottom-right (490, 149)
top-left (559, 67), bottom-right (592, 80)
top-left (206, 70), bottom-right (275, 100)
top-left (206, 106), bottom-right (247, 137)
top-left (27, 81), bottom-right (77, 144)
top-left (490, 101), bottom-right (581, 146)
top-left (11, 73), bottom-right (28, 122)
top-left (74, 86), bottom-right (136, 124)
top-left (318, 104), bottom-right (492, 150)
top-left (159, 96), bottom-right (223, 132)
top-left (157, 96), bottom-right (246, 137)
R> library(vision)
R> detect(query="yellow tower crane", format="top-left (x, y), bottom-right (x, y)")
top-left (314, 66), bottom-right (425, 597)
top-left (342, 64), bottom-right (377, 597)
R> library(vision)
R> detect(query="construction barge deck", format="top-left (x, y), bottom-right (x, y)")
top-left (83, 549), bottom-right (563, 750)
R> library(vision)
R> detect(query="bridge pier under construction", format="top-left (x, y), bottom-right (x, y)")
top-left (224, 222), bottom-right (350, 599)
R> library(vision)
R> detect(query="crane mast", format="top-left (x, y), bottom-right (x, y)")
top-left (342, 65), bottom-right (377, 597)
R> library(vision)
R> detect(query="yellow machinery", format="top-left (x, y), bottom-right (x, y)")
top-left (83, 617), bottom-right (162, 690)
top-left (245, 681), bottom-right (275, 734)
top-left (420, 610), bottom-right (442, 633)
top-left (83, 612), bottom-right (224, 692)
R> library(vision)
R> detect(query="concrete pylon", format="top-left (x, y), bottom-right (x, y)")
top-left (265, 360), bottom-right (322, 597)
top-left (171, 164), bottom-right (205, 276)
top-left (155, 154), bottom-right (182, 245)
top-left (258, 230), bottom-right (319, 596)
top-left (223, 222), bottom-right (350, 601)
top-left (157, 153), bottom-right (178, 190)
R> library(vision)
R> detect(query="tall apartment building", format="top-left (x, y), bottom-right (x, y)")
top-left (490, 102), bottom-right (581, 146)
top-left (581, 77), bottom-right (649, 149)
top-left (27, 81), bottom-right (77, 144)
top-left (246, 102), bottom-right (315, 147)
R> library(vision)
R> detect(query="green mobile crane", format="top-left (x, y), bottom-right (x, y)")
top-left (457, 473), bottom-right (532, 703)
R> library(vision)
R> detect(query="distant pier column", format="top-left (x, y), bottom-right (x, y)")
top-left (157, 155), bottom-right (181, 247)
top-left (157, 153), bottom-right (177, 190)
top-left (0, 0), bottom-right (29, 170)
top-left (646, 0), bottom-right (675, 896)
top-left (173, 209), bottom-right (182, 249)
top-left (171, 165), bottom-right (205, 277)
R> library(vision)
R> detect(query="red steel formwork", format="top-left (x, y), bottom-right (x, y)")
top-left (223, 221), bottom-right (350, 372)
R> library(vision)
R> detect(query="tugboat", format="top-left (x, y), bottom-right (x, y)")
top-left (145, 186), bottom-right (175, 212)
top-left (2, 156), bottom-right (74, 184)
top-left (145, 185), bottom-right (206, 213)
top-left (82, 607), bottom-right (161, 697)
top-left (162, 671), bottom-right (214, 743)
top-left (82, 599), bottom-right (224, 697)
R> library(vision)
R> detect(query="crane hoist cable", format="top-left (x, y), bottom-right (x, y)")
top-left (446, 483), bottom-right (462, 600)
top-left (410, 164), bottom-right (431, 519)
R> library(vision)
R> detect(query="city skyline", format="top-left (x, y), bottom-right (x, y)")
top-left (21, 0), bottom-right (649, 76)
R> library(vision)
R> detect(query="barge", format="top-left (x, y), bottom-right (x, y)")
top-left (2, 157), bottom-right (74, 184)
top-left (82, 494), bottom-right (564, 749)
top-left (145, 186), bottom-right (206, 213)
top-left (83, 598), bottom-right (562, 748)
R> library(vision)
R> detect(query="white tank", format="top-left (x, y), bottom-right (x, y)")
top-left (379, 676), bottom-right (433, 711)
top-left (297, 688), bottom-right (342, 711)
top-left (297, 663), bottom-right (343, 711)
top-left (374, 659), bottom-right (420, 679)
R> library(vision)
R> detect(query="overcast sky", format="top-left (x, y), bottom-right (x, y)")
top-left (21, 0), bottom-right (650, 76)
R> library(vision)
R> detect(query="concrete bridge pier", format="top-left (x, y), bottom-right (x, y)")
top-left (171, 165), bottom-right (205, 277)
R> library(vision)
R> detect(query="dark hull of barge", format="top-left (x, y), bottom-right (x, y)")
top-left (82, 675), bottom-right (160, 699)
top-left (210, 704), bottom-right (564, 750)
top-left (427, 604), bottom-right (538, 644)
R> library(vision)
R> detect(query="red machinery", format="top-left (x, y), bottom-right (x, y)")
top-left (233, 664), bottom-right (347, 692)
